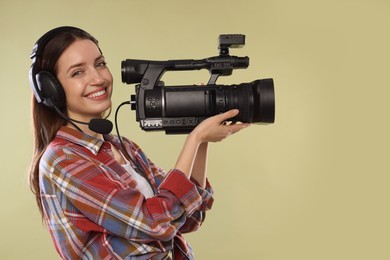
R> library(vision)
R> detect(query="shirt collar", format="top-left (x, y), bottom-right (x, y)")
top-left (56, 126), bottom-right (106, 155)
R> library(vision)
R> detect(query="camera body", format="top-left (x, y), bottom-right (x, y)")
top-left (122, 34), bottom-right (275, 134)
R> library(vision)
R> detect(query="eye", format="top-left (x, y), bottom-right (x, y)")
top-left (96, 60), bottom-right (107, 68)
top-left (71, 70), bottom-right (84, 77)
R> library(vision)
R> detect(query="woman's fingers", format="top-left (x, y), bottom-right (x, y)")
top-left (215, 109), bottom-right (239, 123)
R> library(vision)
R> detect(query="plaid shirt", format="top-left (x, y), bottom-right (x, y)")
top-left (39, 126), bottom-right (214, 259)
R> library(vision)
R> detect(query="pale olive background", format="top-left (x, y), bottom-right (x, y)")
top-left (1, 0), bottom-right (389, 259)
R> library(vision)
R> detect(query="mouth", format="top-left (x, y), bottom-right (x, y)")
top-left (86, 88), bottom-right (108, 99)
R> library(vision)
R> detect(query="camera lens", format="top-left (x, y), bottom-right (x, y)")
top-left (142, 79), bottom-right (274, 128)
top-left (252, 79), bottom-right (275, 123)
top-left (212, 79), bottom-right (274, 124)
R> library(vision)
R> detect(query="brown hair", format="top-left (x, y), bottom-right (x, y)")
top-left (29, 27), bottom-right (100, 218)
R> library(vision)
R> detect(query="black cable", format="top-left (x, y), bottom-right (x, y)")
top-left (114, 101), bottom-right (155, 191)
top-left (114, 102), bottom-right (190, 260)
top-left (53, 106), bottom-right (84, 133)
top-left (114, 100), bottom-right (131, 157)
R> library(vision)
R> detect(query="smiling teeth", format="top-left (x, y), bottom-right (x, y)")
top-left (88, 90), bottom-right (106, 98)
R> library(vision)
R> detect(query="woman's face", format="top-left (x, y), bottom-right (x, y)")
top-left (56, 39), bottom-right (113, 121)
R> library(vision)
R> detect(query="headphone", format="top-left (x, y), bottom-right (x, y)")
top-left (29, 26), bottom-right (86, 109)
top-left (28, 26), bottom-right (113, 135)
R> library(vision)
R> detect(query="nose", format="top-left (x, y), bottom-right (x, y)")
top-left (89, 68), bottom-right (106, 86)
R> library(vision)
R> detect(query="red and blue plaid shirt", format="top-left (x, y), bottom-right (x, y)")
top-left (39, 126), bottom-right (214, 259)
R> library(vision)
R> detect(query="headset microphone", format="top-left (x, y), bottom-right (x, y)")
top-left (89, 118), bottom-right (113, 135)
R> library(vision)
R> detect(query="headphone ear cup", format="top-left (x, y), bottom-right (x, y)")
top-left (36, 71), bottom-right (66, 109)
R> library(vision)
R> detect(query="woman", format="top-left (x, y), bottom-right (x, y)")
top-left (28, 26), bottom-right (249, 259)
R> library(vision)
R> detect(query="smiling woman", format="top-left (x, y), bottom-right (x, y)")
top-left (55, 39), bottom-right (113, 125)
top-left (27, 26), bottom-right (249, 259)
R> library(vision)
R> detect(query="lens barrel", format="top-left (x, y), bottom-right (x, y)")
top-left (141, 79), bottom-right (275, 127)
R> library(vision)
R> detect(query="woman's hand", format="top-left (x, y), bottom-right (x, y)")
top-left (174, 109), bottom-right (250, 179)
top-left (190, 109), bottom-right (251, 143)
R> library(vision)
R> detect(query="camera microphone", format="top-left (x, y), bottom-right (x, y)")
top-left (53, 106), bottom-right (113, 135)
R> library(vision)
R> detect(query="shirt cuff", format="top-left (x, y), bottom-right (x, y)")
top-left (190, 177), bottom-right (214, 211)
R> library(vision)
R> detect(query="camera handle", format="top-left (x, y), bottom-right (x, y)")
top-left (208, 73), bottom-right (220, 85)
top-left (122, 56), bottom-right (249, 119)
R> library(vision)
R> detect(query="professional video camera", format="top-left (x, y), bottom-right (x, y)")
top-left (121, 34), bottom-right (275, 134)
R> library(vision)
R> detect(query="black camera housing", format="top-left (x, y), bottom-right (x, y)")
top-left (121, 34), bottom-right (275, 134)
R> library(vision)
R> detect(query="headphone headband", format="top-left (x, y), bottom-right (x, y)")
top-left (30, 26), bottom-right (83, 60)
